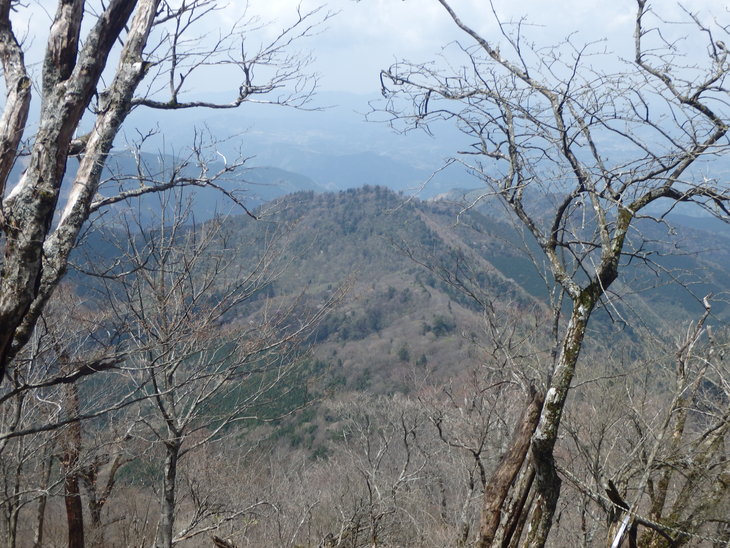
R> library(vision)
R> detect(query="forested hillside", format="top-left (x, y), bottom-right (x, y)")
top-left (3, 185), bottom-right (724, 546)
top-left (3, 1), bottom-right (730, 545)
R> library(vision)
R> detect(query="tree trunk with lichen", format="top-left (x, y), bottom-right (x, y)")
top-left (155, 438), bottom-right (182, 548)
top-left (524, 293), bottom-right (598, 547)
top-left (382, 0), bottom-right (730, 544)
top-left (0, 0), bottom-right (146, 379)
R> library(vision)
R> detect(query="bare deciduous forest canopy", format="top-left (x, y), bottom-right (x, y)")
top-left (1, 1), bottom-right (730, 547)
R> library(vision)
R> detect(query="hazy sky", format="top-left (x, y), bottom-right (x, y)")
top-left (9, 0), bottom-right (729, 163)
top-left (12, 0), bottom-right (728, 98)
top-left (239, 0), bottom-right (726, 94)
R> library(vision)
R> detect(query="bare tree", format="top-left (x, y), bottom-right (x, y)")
top-left (554, 301), bottom-right (730, 546)
top-left (0, 0), bottom-right (328, 380)
top-left (0, 287), bottom-right (119, 548)
top-left (380, 0), bottom-right (730, 544)
top-left (92, 192), bottom-right (344, 548)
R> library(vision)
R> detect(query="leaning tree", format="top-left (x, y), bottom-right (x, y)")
top-left (0, 0), bottom-right (326, 381)
top-left (380, 0), bottom-right (730, 545)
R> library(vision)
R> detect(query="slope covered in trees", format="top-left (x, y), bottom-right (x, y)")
top-left (70, 185), bottom-right (730, 450)
top-left (2, 184), bottom-right (729, 545)
top-left (3, 0), bottom-right (730, 546)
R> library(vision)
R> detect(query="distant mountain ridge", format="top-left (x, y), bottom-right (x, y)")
top-left (5, 150), bottom-right (326, 224)
top-left (70, 184), bottom-right (730, 455)
top-left (77, 184), bottom-right (730, 350)
top-left (198, 186), bottom-right (730, 385)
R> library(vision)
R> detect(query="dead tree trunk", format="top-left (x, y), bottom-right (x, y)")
top-left (478, 387), bottom-right (544, 547)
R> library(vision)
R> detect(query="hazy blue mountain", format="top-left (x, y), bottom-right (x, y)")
top-left (667, 214), bottom-right (730, 238)
top-left (119, 91), bottom-right (730, 207)
top-left (121, 91), bottom-right (479, 199)
top-left (242, 145), bottom-right (477, 197)
top-left (5, 149), bottom-right (325, 225)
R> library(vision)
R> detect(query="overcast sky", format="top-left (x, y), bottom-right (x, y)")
top-left (13, 0), bottom-right (728, 98)
top-left (9, 0), bottom-right (729, 163)
top-left (239, 0), bottom-right (726, 95)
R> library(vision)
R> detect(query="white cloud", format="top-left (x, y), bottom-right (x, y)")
top-left (295, 0), bottom-right (730, 93)
top-left (299, 0), bottom-right (642, 92)
top-left (8, 0), bottom-right (730, 97)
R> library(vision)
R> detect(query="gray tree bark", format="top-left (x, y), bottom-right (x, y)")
top-left (0, 0), bottom-right (322, 384)
top-left (380, 1), bottom-right (730, 544)
top-left (156, 439), bottom-right (182, 548)
top-left (0, 0), bottom-right (146, 378)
